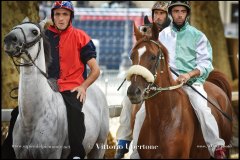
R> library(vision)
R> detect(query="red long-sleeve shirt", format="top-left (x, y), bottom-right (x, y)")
top-left (46, 24), bottom-right (96, 92)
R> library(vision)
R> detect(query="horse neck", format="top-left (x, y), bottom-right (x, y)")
top-left (18, 39), bottom-right (53, 126)
top-left (145, 68), bottom-right (179, 120)
top-left (155, 66), bottom-right (176, 88)
top-left (20, 39), bottom-right (46, 76)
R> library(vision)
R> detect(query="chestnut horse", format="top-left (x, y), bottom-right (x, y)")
top-left (126, 22), bottom-right (233, 158)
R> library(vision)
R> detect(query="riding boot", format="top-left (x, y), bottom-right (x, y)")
top-left (114, 140), bottom-right (131, 159)
top-left (214, 146), bottom-right (226, 159)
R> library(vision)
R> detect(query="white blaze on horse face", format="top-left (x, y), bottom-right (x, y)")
top-left (137, 46), bottom-right (146, 64)
top-left (135, 46), bottom-right (147, 81)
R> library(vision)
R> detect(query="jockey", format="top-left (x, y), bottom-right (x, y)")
top-left (114, 1), bottom-right (171, 159)
top-left (139, 1), bottom-right (171, 36)
top-left (151, 1), bottom-right (171, 31)
top-left (159, 1), bottom-right (226, 159)
top-left (2, 1), bottom-right (100, 159)
top-left (46, 1), bottom-right (100, 159)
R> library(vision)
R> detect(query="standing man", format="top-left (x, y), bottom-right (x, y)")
top-left (114, 1), bottom-right (171, 159)
top-left (159, 1), bottom-right (226, 159)
top-left (46, 1), bottom-right (100, 159)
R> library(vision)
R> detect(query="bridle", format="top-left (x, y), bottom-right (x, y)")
top-left (130, 37), bottom-right (183, 99)
top-left (9, 22), bottom-right (48, 78)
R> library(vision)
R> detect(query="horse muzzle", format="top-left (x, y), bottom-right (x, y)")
top-left (4, 32), bottom-right (22, 57)
top-left (127, 84), bottom-right (143, 104)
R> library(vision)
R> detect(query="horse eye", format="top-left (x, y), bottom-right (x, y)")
top-left (32, 30), bottom-right (38, 36)
top-left (151, 55), bottom-right (156, 60)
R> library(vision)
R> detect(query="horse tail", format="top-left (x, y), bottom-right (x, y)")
top-left (206, 70), bottom-right (232, 101)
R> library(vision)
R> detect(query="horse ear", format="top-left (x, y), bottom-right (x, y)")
top-left (151, 22), bottom-right (159, 41)
top-left (39, 17), bottom-right (53, 31)
top-left (144, 15), bottom-right (151, 25)
top-left (133, 22), bottom-right (143, 41)
top-left (22, 17), bottom-right (30, 23)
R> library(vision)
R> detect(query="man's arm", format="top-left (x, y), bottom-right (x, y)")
top-left (81, 58), bottom-right (100, 90)
top-left (71, 58), bottom-right (100, 103)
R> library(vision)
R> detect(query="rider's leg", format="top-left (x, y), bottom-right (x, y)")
top-left (115, 96), bottom-right (133, 159)
top-left (61, 91), bottom-right (86, 159)
top-left (183, 83), bottom-right (225, 158)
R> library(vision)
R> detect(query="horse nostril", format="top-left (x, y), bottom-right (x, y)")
top-left (4, 34), bottom-right (18, 44)
top-left (127, 85), bottom-right (142, 97)
top-left (135, 88), bottom-right (141, 95)
top-left (12, 36), bottom-right (17, 42)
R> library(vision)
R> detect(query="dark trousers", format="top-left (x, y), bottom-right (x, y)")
top-left (61, 91), bottom-right (86, 159)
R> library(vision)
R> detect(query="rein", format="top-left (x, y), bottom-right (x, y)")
top-left (143, 82), bottom-right (184, 100)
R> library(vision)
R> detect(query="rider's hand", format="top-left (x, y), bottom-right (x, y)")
top-left (71, 85), bottom-right (86, 103)
top-left (176, 73), bottom-right (191, 84)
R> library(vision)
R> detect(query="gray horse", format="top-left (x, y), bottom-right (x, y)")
top-left (4, 18), bottom-right (109, 159)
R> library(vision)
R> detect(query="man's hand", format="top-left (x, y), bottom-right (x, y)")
top-left (176, 73), bottom-right (191, 84)
top-left (71, 86), bottom-right (86, 103)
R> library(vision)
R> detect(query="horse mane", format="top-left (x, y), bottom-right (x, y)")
top-left (33, 22), bottom-right (52, 70)
top-left (156, 38), bottom-right (177, 86)
top-left (158, 40), bottom-right (169, 65)
top-left (206, 69), bottom-right (232, 101)
top-left (42, 32), bottom-right (52, 69)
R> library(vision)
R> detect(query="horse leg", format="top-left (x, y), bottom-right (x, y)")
top-left (190, 126), bottom-right (211, 158)
top-left (87, 124), bottom-right (109, 158)
top-left (60, 137), bottom-right (70, 159)
top-left (87, 139), bottom-right (107, 159)
top-left (130, 104), bottom-right (141, 130)
top-left (130, 103), bottom-right (146, 159)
